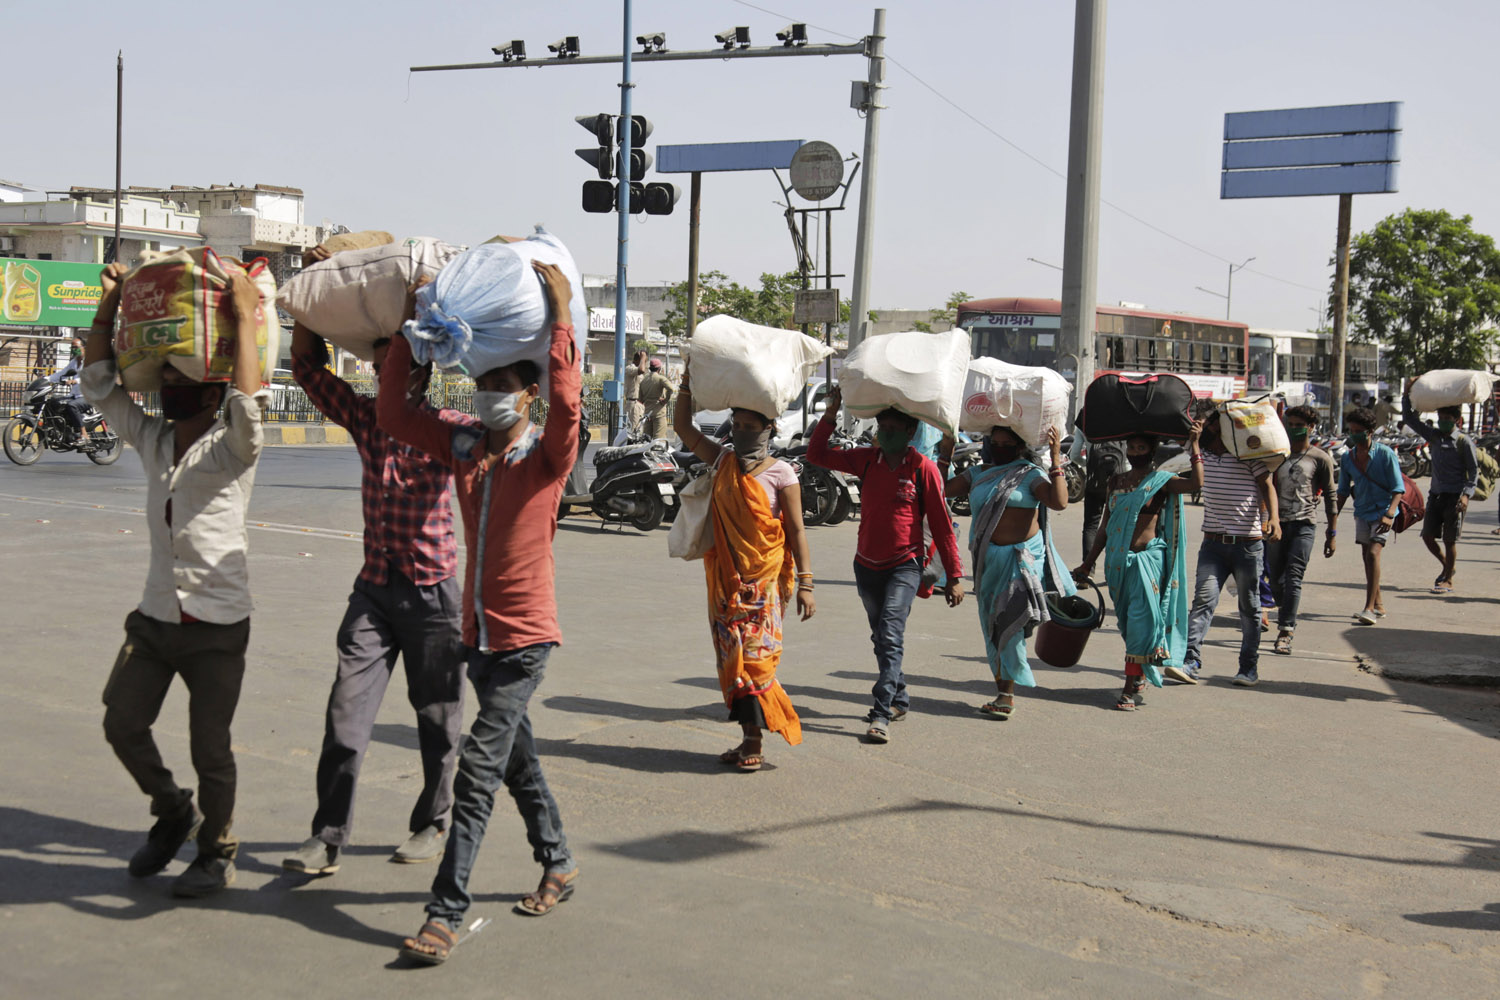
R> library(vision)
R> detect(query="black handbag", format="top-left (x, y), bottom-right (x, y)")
top-left (1079, 373), bottom-right (1194, 442)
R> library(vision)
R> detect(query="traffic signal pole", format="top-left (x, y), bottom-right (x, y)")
top-left (614, 0), bottom-right (634, 441)
top-left (1058, 0), bottom-right (1106, 426)
top-left (845, 8), bottom-right (886, 362)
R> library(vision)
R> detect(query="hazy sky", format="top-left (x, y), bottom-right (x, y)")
top-left (13, 1), bottom-right (1498, 332)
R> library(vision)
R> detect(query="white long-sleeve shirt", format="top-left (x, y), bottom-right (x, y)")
top-left (82, 361), bottom-right (266, 624)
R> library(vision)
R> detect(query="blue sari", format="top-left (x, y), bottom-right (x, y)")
top-left (969, 460), bottom-right (1075, 686)
top-left (1102, 469), bottom-right (1188, 688)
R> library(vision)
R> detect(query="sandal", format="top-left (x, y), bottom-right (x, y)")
top-left (515, 868), bottom-right (578, 917)
top-left (718, 742), bottom-right (763, 771)
top-left (1273, 631), bottom-right (1293, 655)
top-left (1115, 678), bottom-right (1145, 711)
top-left (400, 921), bottom-right (457, 965)
top-left (978, 695), bottom-right (1014, 719)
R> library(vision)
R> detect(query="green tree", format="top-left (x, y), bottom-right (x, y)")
top-left (913, 289), bottom-right (973, 333)
top-left (661, 270), bottom-right (852, 339)
top-left (1341, 209), bottom-right (1500, 378)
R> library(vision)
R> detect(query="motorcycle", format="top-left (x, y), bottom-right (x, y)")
top-left (558, 425), bottom-right (679, 532)
top-left (788, 434), bottom-right (861, 527)
top-left (4, 376), bottom-right (121, 466)
top-left (945, 434), bottom-right (985, 515)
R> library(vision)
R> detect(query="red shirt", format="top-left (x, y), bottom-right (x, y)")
top-left (377, 327), bottom-right (580, 652)
top-left (293, 346), bottom-right (463, 587)
top-left (807, 417), bottom-right (962, 579)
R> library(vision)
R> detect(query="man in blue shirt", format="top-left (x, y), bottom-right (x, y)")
top-left (1402, 384), bottom-right (1479, 594)
top-left (1335, 407), bottom-right (1404, 626)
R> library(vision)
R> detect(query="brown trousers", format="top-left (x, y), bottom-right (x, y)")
top-left (102, 610), bottom-right (250, 859)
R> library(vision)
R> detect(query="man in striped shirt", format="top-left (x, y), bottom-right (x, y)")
top-left (1178, 417), bottom-right (1280, 687)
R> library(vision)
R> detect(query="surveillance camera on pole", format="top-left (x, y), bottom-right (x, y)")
top-left (491, 40), bottom-right (526, 61)
top-left (636, 31), bottom-right (666, 53)
top-left (715, 26), bottom-right (750, 50)
top-left (776, 23), bottom-right (808, 47)
top-left (547, 36), bottom-right (580, 58)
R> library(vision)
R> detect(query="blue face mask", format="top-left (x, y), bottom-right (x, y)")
top-left (473, 390), bottom-right (522, 430)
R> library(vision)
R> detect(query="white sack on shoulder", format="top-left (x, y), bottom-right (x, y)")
top-left (838, 328), bottom-right (971, 437)
top-left (959, 356), bottom-right (1072, 443)
top-left (277, 237), bottom-right (462, 361)
top-left (1408, 369), bottom-right (1499, 412)
top-left (686, 315), bottom-right (834, 418)
top-left (402, 228), bottom-right (587, 398)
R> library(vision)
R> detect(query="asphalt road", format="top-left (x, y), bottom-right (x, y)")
top-left (3, 445), bottom-right (1500, 999)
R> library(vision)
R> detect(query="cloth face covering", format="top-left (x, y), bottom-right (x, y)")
top-left (473, 390), bottom-right (523, 431)
top-left (1346, 431), bottom-right (1368, 447)
top-left (877, 427), bottom-right (912, 458)
top-left (1127, 453), bottom-right (1154, 469)
top-left (159, 383), bottom-right (219, 421)
top-left (732, 425), bottom-right (773, 471)
top-left (1287, 426), bottom-right (1310, 440)
top-left (1438, 419), bottom-right (1456, 435)
top-left (983, 439), bottom-right (1020, 466)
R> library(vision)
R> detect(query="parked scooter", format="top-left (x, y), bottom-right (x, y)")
top-left (788, 432), bottom-right (862, 526)
top-left (946, 434), bottom-right (984, 515)
top-left (559, 425), bottom-right (680, 532)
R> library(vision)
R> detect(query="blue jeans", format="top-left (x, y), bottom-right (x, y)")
top-left (853, 558), bottom-right (921, 721)
top-left (427, 643), bottom-right (572, 927)
top-left (1265, 520), bottom-right (1316, 631)
top-left (1185, 537), bottom-right (1264, 674)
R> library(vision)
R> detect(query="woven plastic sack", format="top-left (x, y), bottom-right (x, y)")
top-left (1218, 397), bottom-right (1290, 466)
top-left (959, 356), bottom-right (1071, 444)
top-left (839, 329), bottom-right (972, 436)
top-left (277, 236), bottom-right (461, 360)
top-left (115, 247), bottom-right (279, 392)
top-left (1408, 369), bottom-right (1499, 412)
top-left (687, 315), bottom-right (834, 419)
top-left (402, 227), bottom-right (586, 397)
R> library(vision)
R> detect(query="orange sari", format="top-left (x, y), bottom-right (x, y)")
top-left (703, 458), bottom-right (803, 746)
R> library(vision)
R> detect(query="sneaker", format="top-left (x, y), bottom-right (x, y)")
top-left (392, 825), bottom-right (447, 864)
top-left (1273, 631), bottom-right (1293, 655)
top-left (282, 837), bottom-right (341, 875)
top-left (1354, 609), bottom-right (1378, 626)
top-left (171, 854), bottom-right (235, 898)
top-left (889, 707), bottom-right (909, 722)
top-left (1232, 670), bottom-right (1260, 687)
top-left (128, 803), bottom-right (203, 878)
top-left (864, 719), bottom-right (890, 744)
top-left (1163, 663), bottom-right (1199, 685)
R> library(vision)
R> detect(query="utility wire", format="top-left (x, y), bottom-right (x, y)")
top-left (728, 0), bottom-right (1326, 295)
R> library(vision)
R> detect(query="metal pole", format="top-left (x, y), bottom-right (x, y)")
top-left (825, 207), bottom-right (834, 387)
top-left (686, 171), bottom-right (702, 341)
top-left (1225, 262), bottom-right (1233, 320)
top-left (1330, 192), bottom-right (1353, 431)
top-left (612, 0), bottom-right (634, 440)
top-left (1058, 0), bottom-right (1106, 425)
top-left (846, 7), bottom-right (886, 361)
top-left (110, 51), bottom-right (122, 264)
top-left (800, 210), bottom-right (811, 437)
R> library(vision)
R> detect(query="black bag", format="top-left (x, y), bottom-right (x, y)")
top-left (1079, 373), bottom-right (1195, 442)
top-left (1085, 439), bottom-right (1125, 492)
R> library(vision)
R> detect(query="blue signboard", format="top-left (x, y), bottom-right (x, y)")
top-left (657, 140), bottom-right (804, 174)
top-left (1220, 102), bottom-right (1401, 199)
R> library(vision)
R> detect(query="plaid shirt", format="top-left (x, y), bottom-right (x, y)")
top-left (293, 348), bottom-right (467, 586)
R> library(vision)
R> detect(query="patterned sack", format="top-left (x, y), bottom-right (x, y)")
top-left (115, 247), bottom-right (278, 391)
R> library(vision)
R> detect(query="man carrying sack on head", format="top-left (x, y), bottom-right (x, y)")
top-left (83, 260), bottom-right (269, 898)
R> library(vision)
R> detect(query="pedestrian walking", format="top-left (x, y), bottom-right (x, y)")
top-left (1266, 405), bottom-right (1338, 655)
top-left (1402, 383), bottom-right (1479, 594)
top-left (624, 350), bottom-right (646, 435)
top-left (1069, 425), bottom-right (1125, 557)
top-left (1073, 425), bottom-right (1203, 710)
top-left (808, 389), bottom-right (964, 744)
top-left (1181, 417), bottom-right (1281, 687)
top-left (279, 285), bottom-right (466, 876)
top-left (82, 262), bottom-right (267, 897)
top-left (1335, 407), bottom-right (1405, 626)
top-left (674, 372), bottom-right (815, 771)
top-left (383, 261), bottom-right (581, 965)
top-left (637, 358), bottom-right (674, 441)
top-left (946, 425), bottom-right (1072, 718)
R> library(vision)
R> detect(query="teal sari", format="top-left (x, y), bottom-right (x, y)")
top-left (1102, 469), bottom-right (1188, 688)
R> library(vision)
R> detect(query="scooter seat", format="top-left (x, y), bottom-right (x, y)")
top-left (594, 444), bottom-right (649, 466)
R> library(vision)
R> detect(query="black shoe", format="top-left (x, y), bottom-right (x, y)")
top-left (171, 854), bottom-right (235, 898)
top-left (129, 804), bottom-right (204, 878)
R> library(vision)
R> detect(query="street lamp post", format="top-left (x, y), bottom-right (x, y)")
top-left (1194, 256), bottom-right (1254, 320)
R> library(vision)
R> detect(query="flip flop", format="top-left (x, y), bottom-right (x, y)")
top-left (978, 696), bottom-right (1014, 719)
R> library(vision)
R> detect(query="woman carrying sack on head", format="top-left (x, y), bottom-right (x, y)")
top-left (944, 424), bottom-right (1072, 719)
top-left (1073, 424), bottom-right (1204, 711)
top-left (674, 369), bottom-right (815, 771)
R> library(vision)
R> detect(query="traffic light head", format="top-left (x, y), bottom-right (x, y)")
top-left (581, 180), bottom-right (615, 214)
top-left (575, 147), bottom-right (613, 180)
top-left (624, 115), bottom-right (653, 148)
top-left (575, 114), bottom-right (613, 146)
top-left (641, 182), bottom-right (680, 216)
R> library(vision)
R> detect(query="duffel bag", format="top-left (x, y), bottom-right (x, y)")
top-left (1079, 372), bottom-right (1194, 441)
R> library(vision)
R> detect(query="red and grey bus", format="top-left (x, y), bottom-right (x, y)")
top-left (955, 297), bottom-right (1251, 398)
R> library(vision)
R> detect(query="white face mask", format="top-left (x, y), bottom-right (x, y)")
top-left (473, 390), bottom-right (523, 430)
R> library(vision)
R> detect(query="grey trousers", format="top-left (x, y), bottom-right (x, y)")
top-left (103, 611), bottom-right (250, 860)
top-left (311, 572), bottom-right (465, 847)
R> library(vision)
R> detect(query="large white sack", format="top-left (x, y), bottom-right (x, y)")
top-left (839, 329), bottom-right (972, 436)
top-left (403, 228), bottom-right (587, 397)
top-left (1408, 369), bottom-right (1498, 412)
top-left (686, 315), bottom-right (834, 419)
top-left (276, 237), bottom-right (462, 361)
top-left (1219, 397), bottom-right (1290, 467)
top-left (959, 357), bottom-right (1072, 444)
